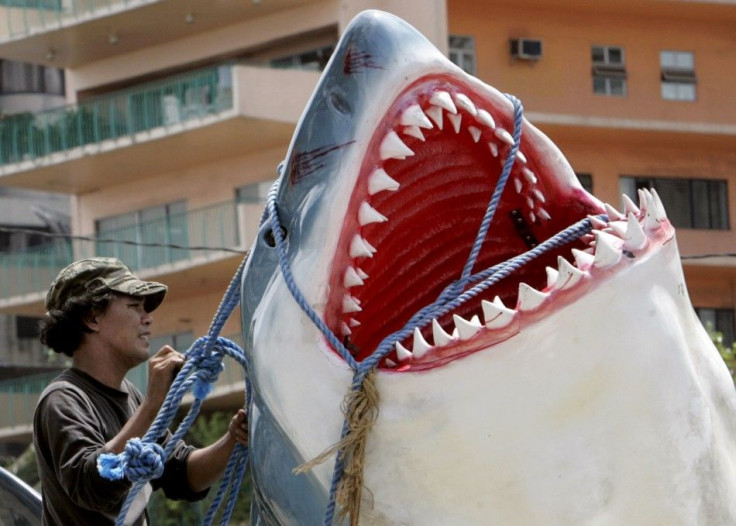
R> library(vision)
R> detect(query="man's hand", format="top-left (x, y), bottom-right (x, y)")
top-left (145, 345), bottom-right (185, 408)
top-left (228, 409), bottom-right (248, 446)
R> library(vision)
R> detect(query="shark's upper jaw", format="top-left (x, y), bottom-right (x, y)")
top-left (321, 73), bottom-right (673, 372)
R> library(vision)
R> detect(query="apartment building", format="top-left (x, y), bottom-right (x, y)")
top-left (0, 0), bottom-right (734, 455)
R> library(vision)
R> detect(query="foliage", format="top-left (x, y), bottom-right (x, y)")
top-left (708, 328), bottom-right (736, 385)
top-left (147, 410), bottom-right (252, 526)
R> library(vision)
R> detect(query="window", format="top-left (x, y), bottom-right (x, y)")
top-left (0, 60), bottom-right (64, 96)
top-left (270, 45), bottom-right (334, 71)
top-left (696, 308), bottom-right (735, 347)
top-left (449, 36), bottom-right (476, 75)
top-left (576, 173), bottom-right (593, 193)
top-left (96, 201), bottom-right (188, 269)
top-left (619, 176), bottom-right (728, 230)
top-left (592, 46), bottom-right (626, 96)
top-left (661, 51), bottom-right (696, 102)
top-left (16, 315), bottom-right (42, 340)
top-left (236, 182), bottom-right (272, 204)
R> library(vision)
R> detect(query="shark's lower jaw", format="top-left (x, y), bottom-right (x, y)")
top-left (323, 75), bottom-right (673, 372)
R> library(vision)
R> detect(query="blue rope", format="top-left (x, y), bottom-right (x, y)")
top-left (264, 94), bottom-right (606, 524)
top-left (98, 258), bottom-right (252, 526)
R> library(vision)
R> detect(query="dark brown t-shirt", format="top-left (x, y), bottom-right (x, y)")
top-left (33, 368), bottom-right (207, 526)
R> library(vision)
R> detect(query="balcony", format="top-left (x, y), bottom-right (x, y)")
top-left (0, 0), bottom-right (319, 67)
top-left (0, 334), bottom-right (247, 445)
top-left (0, 197), bottom-right (266, 314)
top-left (0, 63), bottom-right (317, 193)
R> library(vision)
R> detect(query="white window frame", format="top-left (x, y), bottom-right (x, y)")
top-left (592, 45), bottom-right (627, 97)
top-left (449, 35), bottom-right (477, 75)
top-left (660, 50), bottom-right (696, 102)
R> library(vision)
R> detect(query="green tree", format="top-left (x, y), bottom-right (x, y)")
top-left (708, 327), bottom-right (736, 385)
top-left (148, 410), bottom-right (252, 525)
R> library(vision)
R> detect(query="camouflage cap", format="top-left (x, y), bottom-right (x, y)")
top-left (45, 257), bottom-right (167, 313)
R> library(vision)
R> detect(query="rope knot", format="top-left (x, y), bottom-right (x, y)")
top-left (189, 340), bottom-right (225, 399)
top-left (97, 438), bottom-right (166, 482)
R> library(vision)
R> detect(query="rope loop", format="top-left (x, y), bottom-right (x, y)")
top-left (188, 337), bottom-right (226, 399)
top-left (98, 438), bottom-right (166, 482)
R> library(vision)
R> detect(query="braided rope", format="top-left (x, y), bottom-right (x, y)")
top-left (98, 258), bottom-right (251, 526)
top-left (267, 94), bottom-right (606, 524)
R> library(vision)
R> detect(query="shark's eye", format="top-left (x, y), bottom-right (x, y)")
top-left (263, 227), bottom-right (288, 248)
top-left (328, 87), bottom-right (352, 115)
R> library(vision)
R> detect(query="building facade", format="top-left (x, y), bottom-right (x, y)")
top-left (0, 0), bottom-right (734, 454)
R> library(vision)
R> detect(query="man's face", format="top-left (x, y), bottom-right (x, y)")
top-left (95, 294), bottom-right (153, 369)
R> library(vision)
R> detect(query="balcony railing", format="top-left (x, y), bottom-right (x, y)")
top-left (0, 63), bottom-right (234, 166)
top-left (0, 198), bottom-right (264, 301)
top-left (1, 0), bottom-right (158, 41)
top-left (0, 333), bottom-right (246, 433)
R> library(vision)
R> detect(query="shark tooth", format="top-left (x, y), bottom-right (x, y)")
top-left (448, 113), bottom-right (462, 133)
top-left (488, 142), bottom-right (498, 158)
top-left (412, 328), bottom-right (433, 359)
top-left (403, 125), bottom-right (425, 141)
top-left (368, 168), bottom-right (400, 195)
top-left (526, 196), bottom-right (535, 209)
top-left (537, 208), bottom-right (551, 221)
top-left (517, 283), bottom-right (548, 311)
top-left (594, 230), bottom-right (623, 268)
top-left (588, 214), bottom-right (608, 230)
top-left (425, 105), bottom-right (444, 130)
top-left (340, 322), bottom-right (352, 336)
top-left (532, 188), bottom-right (546, 203)
top-left (623, 212), bottom-right (648, 251)
top-left (348, 318), bottom-right (361, 327)
top-left (528, 211), bottom-right (536, 224)
top-left (356, 268), bottom-right (369, 280)
top-left (637, 189), bottom-right (650, 215)
top-left (481, 298), bottom-right (515, 329)
top-left (432, 319), bottom-right (455, 346)
top-left (400, 104), bottom-right (433, 128)
top-left (395, 341), bottom-right (413, 361)
top-left (650, 189), bottom-right (668, 221)
top-left (384, 358), bottom-right (397, 368)
top-left (454, 92), bottom-right (477, 115)
top-left (514, 178), bottom-right (523, 194)
top-left (546, 266), bottom-right (559, 289)
top-left (608, 221), bottom-right (628, 238)
top-left (468, 126), bottom-right (482, 143)
top-left (349, 234), bottom-right (375, 258)
top-left (622, 193), bottom-right (640, 216)
top-left (358, 201), bottom-right (388, 226)
top-left (494, 127), bottom-right (515, 146)
top-left (343, 266), bottom-right (365, 287)
top-left (476, 109), bottom-right (495, 128)
top-left (572, 248), bottom-right (595, 269)
top-left (380, 130), bottom-right (414, 160)
top-left (604, 203), bottom-right (624, 221)
top-left (556, 256), bottom-right (586, 290)
top-left (342, 294), bottom-right (362, 313)
top-left (522, 168), bottom-right (537, 184)
top-left (429, 90), bottom-right (457, 113)
top-left (453, 314), bottom-right (482, 340)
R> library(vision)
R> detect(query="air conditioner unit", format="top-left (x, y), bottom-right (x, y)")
top-left (510, 38), bottom-right (543, 60)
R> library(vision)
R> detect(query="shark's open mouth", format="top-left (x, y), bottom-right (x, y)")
top-left (323, 75), bottom-right (668, 371)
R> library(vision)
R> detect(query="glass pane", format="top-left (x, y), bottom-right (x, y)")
top-left (608, 47), bottom-right (623, 65)
top-left (660, 51), bottom-right (676, 68)
top-left (691, 180), bottom-right (710, 229)
top-left (708, 181), bottom-right (729, 230)
top-left (655, 178), bottom-right (692, 228)
top-left (619, 176), bottom-right (637, 204)
top-left (610, 78), bottom-right (626, 96)
top-left (593, 77), bottom-right (607, 94)
top-left (662, 83), bottom-right (677, 100)
top-left (591, 46), bottom-right (605, 63)
top-left (697, 308), bottom-right (717, 332)
top-left (677, 83), bottom-right (696, 101)
top-left (717, 310), bottom-right (735, 347)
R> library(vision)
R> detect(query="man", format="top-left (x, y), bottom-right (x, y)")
top-left (33, 257), bottom-right (248, 525)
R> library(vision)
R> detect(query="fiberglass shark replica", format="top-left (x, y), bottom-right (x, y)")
top-left (240, 10), bottom-right (736, 526)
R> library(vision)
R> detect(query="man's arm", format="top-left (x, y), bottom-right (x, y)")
top-left (104, 345), bottom-right (184, 454)
top-left (185, 409), bottom-right (248, 493)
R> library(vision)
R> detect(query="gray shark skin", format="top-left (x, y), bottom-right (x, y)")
top-left (240, 10), bottom-right (736, 526)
